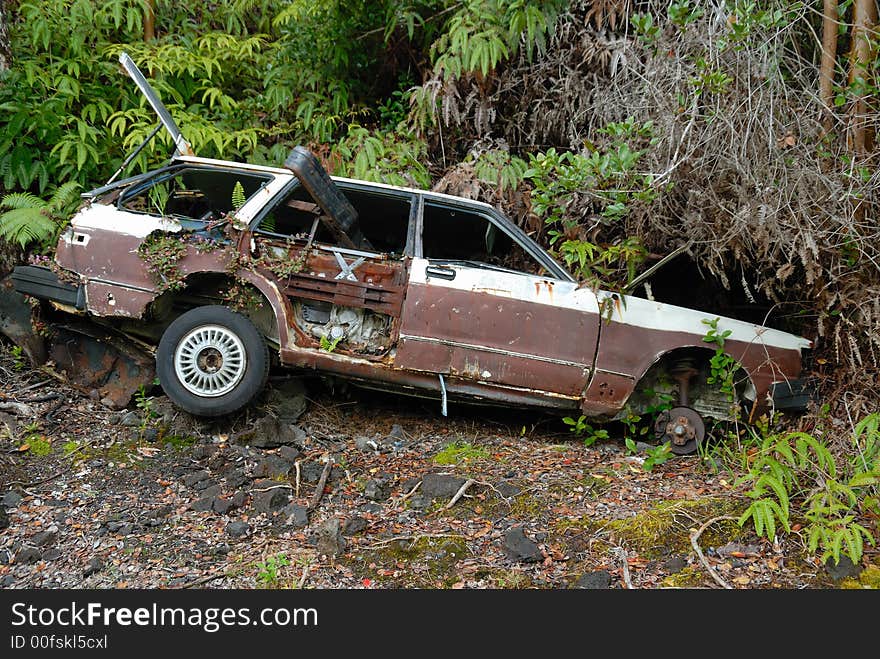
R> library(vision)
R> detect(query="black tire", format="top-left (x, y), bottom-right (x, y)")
top-left (157, 305), bottom-right (269, 417)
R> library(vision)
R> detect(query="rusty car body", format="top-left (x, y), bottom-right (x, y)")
top-left (10, 53), bottom-right (813, 454)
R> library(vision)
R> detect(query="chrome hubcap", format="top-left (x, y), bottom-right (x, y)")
top-left (174, 324), bottom-right (246, 397)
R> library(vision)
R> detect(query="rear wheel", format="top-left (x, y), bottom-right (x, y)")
top-left (157, 305), bottom-right (269, 417)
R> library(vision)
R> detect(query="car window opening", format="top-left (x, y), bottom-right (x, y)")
top-left (256, 184), bottom-right (412, 257)
top-left (119, 167), bottom-right (269, 222)
top-left (422, 202), bottom-right (548, 276)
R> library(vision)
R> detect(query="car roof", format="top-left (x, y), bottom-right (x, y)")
top-left (173, 155), bottom-right (500, 213)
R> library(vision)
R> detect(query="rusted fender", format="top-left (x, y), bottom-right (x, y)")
top-left (0, 274), bottom-right (155, 408)
top-left (46, 322), bottom-right (156, 409)
top-left (0, 274), bottom-right (46, 364)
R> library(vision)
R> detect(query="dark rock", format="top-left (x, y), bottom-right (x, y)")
top-left (316, 518), bottom-right (346, 557)
top-left (503, 527), bottom-right (542, 563)
top-left (355, 436), bottom-right (378, 452)
top-left (230, 490), bottom-right (247, 508)
top-left (282, 504), bottom-right (309, 529)
top-left (230, 445), bottom-right (252, 458)
top-left (421, 473), bottom-right (467, 500)
top-left (825, 555), bottom-right (863, 581)
top-left (198, 484), bottom-right (222, 499)
top-left (363, 479), bottom-right (387, 501)
top-left (279, 445), bottom-right (301, 462)
top-left (266, 378), bottom-right (308, 422)
top-left (224, 469), bottom-right (249, 489)
top-left (207, 452), bottom-right (230, 473)
top-left (142, 427), bottom-right (159, 443)
top-left (194, 478), bottom-right (219, 492)
top-left (401, 477), bottom-right (421, 492)
top-left (343, 517), bottom-right (368, 536)
top-left (359, 502), bottom-right (383, 514)
top-left (83, 557), bottom-right (104, 577)
top-left (496, 481), bottom-right (521, 498)
top-left (32, 529), bottom-right (58, 547)
top-left (251, 480), bottom-right (290, 513)
top-left (190, 497), bottom-right (215, 512)
top-left (212, 497), bottom-right (236, 515)
top-left (215, 544), bottom-right (230, 555)
top-left (0, 550), bottom-right (10, 564)
top-left (46, 498), bottom-right (67, 507)
top-left (183, 470), bottom-right (211, 487)
top-left (152, 504), bottom-right (174, 519)
top-left (575, 571), bottom-right (612, 589)
top-left (42, 548), bottom-right (62, 561)
top-left (191, 446), bottom-right (217, 460)
top-left (0, 575), bottom-right (14, 587)
top-left (106, 521), bottom-right (124, 532)
top-left (300, 461), bottom-right (325, 483)
top-left (407, 494), bottom-right (429, 510)
top-left (663, 556), bottom-right (687, 574)
top-left (148, 397), bottom-right (178, 425)
top-left (226, 521), bottom-right (250, 538)
top-left (237, 416), bottom-right (306, 449)
top-left (2, 490), bottom-right (22, 508)
top-left (253, 455), bottom-right (294, 479)
top-left (119, 411), bottom-right (140, 427)
top-left (0, 507), bottom-right (8, 531)
top-left (15, 547), bottom-right (42, 564)
top-left (119, 523), bottom-right (134, 535)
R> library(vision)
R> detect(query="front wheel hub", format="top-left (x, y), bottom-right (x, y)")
top-left (654, 406), bottom-right (705, 455)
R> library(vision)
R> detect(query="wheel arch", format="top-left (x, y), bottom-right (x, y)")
top-left (626, 345), bottom-right (756, 422)
top-left (146, 268), bottom-right (290, 349)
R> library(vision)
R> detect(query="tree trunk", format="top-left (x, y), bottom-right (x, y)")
top-left (819, 0), bottom-right (839, 133)
top-left (0, 0), bottom-right (11, 72)
top-left (144, 0), bottom-right (155, 41)
top-left (848, 0), bottom-right (878, 156)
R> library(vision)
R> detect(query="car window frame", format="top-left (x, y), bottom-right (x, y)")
top-left (116, 163), bottom-right (273, 222)
top-left (250, 178), bottom-right (418, 260)
top-left (416, 196), bottom-right (574, 282)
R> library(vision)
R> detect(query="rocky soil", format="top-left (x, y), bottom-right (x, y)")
top-left (0, 351), bottom-right (874, 590)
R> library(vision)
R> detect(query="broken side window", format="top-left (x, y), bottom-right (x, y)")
top-left (119, 167), bottom-right (270, 223)
top-left (421, 202), bottom-right (549, 276)
top-left (256, 183), bottom-right (412, 256)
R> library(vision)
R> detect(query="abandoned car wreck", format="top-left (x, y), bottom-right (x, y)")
top-left (9, 53), bottom-right (814, 456)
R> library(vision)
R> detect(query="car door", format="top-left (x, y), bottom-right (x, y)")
top-left (248, 167), bottom-right (414, 361)
top-left (396, 198), bottom-right (601, 401)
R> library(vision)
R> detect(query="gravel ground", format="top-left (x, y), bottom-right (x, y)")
top-left (0, 353), bottom-right (873, 590)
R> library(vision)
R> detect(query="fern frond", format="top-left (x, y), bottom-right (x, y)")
top-left (0, 192), bottom-right (46, 211)
top-left (772, 436), bottom-right (796, 466)
top-left (231, 181), bottom-right (246, 210)
top-left (762, 475), bottom-right (790, 517)
top-left (0, 207), bottom-right (57, 247)
top-left (48, 180), bottom-right (82, 211)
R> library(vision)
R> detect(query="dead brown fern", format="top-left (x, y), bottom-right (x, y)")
top-left (410, 1), bottom-right (880, 397)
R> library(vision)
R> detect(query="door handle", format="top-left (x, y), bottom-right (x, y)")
top-left (425, 265), bottom-right (456, 281)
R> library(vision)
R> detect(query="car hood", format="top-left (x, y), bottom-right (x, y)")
top-left (118, 52), bottom-right (194, 158)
